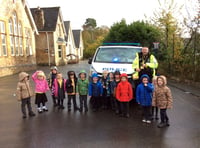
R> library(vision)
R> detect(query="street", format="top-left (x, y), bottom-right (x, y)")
top-left (0, 60), bottom-right (200, 148)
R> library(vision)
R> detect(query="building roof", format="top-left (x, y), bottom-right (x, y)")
top-left (30, 7), bottom-right (60, 32)
top-left (64, 21), bottom-right (70, 35)
top-left (72, 30), bottom-right (81, 48)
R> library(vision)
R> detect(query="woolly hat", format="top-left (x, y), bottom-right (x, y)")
top-left (92, 73), bottom-right (98, 78)
top-left (79, 70), bottom-right (87, 77)
top-left (114, 70), bottom-right (121, 76)
top-left (120, 73), bottom-right (128, 78)
top-left (50, 66), bottom-right (58, 71)
top-left (140, 74), bottom-right (150, 81)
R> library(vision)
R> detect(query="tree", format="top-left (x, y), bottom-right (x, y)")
top-left (82, 18), bottom-right (97, 30)
top-left (82, 21), bottom-right (109, 59)
top-left (150, 0), bottom-right (183, 74)
top-left (104, 19), bottom-right (161, 48)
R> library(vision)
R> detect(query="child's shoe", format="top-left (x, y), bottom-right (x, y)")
top-left (157, 122), bottom-right (166, 128)
top-left (142, 119), bottom-right (147, 123)
top-left (29, 112), bottom-right (36, 117)
top-left (146, 120), bottom-right (151, 124)
top-left (22, 115), bottom-right (27, 119)
top-left (38, 107), bottom-right (43, 113)
top-left (166, 120), bottom-right (170, 126)
top-left (125, 114), bottom-right (130, 118)
top-left (42, 106), bottom-right (48, 111)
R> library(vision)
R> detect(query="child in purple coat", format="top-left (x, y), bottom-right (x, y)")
top-left (53, 72), bottom-right (67, 109)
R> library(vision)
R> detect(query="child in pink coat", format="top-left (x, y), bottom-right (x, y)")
top-left (32, 70), bottom-right (49, 113)
top-left (53, 72), bottom-right (67, 109)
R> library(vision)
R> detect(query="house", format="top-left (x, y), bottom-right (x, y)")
top-left (30, 7), bottom-right (66, 66)
top-left (64, 21), bottom-right (77, 62)
top-left (0, 0), bottom-right (38, 77)
top-left (72, 30), bottom-right (84, 60)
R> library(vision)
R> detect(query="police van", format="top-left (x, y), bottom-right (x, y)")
top-left (88, 43), bottom-right (142, 79)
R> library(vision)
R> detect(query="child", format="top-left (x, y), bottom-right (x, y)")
top-left (151, 76), bottom-right (159, 120)
top-left (53, 72), bottom-right (66, 109)
top-left (76, 70), bottom-right (89, 112)
top-left (152, 75), bottom-right (173, 128)
top-left (88, 73), bottom-right (103, 112)
top-left (136, 74), bottom-right (154, 123)
top-left (108, 72), bottom-right (115, 110)
top-left (100, 70), bottom-right (109, 110)
top-left (17, 72), bottom-right (36, 118)
top-left (47, 66), bottom-right (58, 107)
top-left (32, 70), bottom-right (49, 113)
top-left (66, 71), bottom-right (79, 111)
top-left (111, 70), bottom-right (121, 114)
top-left (116, 73), bottom-right (133, 118)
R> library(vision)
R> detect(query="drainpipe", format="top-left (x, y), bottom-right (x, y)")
top-left (46, 32), bottom-right (50, 67)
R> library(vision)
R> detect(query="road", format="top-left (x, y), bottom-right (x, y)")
top-left (0, 60), bottom-right (200, 148)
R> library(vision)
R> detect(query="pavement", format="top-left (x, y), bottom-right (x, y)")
top-left (168, 79), bottom-right (200, 98)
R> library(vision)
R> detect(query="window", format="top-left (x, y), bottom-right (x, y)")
top-left (0, 21), bottom-right (7, 56)
top-left (9, 12), bottom-right (22, 56)
top-left (25, 28), bottom-right (32, 56)
top-left (18, 22), bottom-right (23, 55)
top-left (9, 19), bottom-right (15, 55)
top-left (58, 45), bottom-right (62, 58)
top-left (94, 47), bottom-right (141, 63)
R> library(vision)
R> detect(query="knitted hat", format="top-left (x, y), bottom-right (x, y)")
top-left (114, 70), bottom-right (121, 76)
top-left (120, 73), bottom-right (128, 78)
top-left (50, 66), bottom-right (58, 71)
top-left (79, 70), bottom-right (87, 77)
top-left (92, 73), bottom-right (98, 78)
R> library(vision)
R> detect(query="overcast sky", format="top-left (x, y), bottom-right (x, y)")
top-left (27, 0), bottom-right (197, 30)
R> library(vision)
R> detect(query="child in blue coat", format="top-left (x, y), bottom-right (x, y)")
top-left (136, 74), bottom-right (154, 123)
top-left (88, 73), bottom-right (103, 112)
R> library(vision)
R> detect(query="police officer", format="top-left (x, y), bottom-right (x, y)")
top-left (132, 47), bottom-right (158, 83)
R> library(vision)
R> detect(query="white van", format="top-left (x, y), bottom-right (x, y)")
top-left (88, 43), bottom-right (142, 79)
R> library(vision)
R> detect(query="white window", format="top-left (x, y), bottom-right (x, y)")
top-left (25, 29), bottom-right (32, 56)
top-left (0, 21), bottom-right (7, 56)
top-left (58, 45), bottom-right (62, 58)
top-left (18, 22), bottom-right (23, 56)
top-left (13, 13), bottom-right (18, 35)
top-left (9, 19), bottom-right (15, 56)
top-left (19, 37), bottom-right (23, 55)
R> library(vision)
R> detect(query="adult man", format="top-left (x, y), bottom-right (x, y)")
top-left (132, 47), bottom-right (158, 82)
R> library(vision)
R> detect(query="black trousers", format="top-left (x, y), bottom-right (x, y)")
top-left (152, 106), bottom-right (158, 116)
top-left (21, 97), bottom-right (33, 115)
top-left (110, 94), bottom-right (115, 110)
top-left (115, 99), bottom-right (121, 113)
top-left (79, 95), bottom-right (88, 111)
top-left (52, 95), bottom-right (57, 105)
top-left (67, 95), bottom-right (77, 109)
top-left (142, 106), bottom-right (151, 120)
top-left (57, 99), bottom-right (64, 107)
top-left (120, 102), bottom-right (130, 115)
top-left (160, 109), bottom-right (169, 123)
top-left (92, 96), bottom-right (101, 110)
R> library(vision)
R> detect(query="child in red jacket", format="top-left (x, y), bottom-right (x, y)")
top-left (116, 73), bottom-right (133, 118)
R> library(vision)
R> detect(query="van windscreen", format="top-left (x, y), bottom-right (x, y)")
top-left (94, 47), bottom-right (141, 63)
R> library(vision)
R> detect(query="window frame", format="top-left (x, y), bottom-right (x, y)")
top-left (0, 21), bottom-right (7, 56)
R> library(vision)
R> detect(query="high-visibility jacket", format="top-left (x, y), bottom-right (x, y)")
top-left (132, 52), bottom-right (158, 80)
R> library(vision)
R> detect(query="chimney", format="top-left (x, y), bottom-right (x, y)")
top-left (34, 7), bottom-right (45, 30)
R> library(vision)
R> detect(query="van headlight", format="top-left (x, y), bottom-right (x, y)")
top-left (89, 65), bottom-right (97, 76)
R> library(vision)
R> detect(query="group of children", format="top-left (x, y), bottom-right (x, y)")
top-left (136, 74), bottom-right (173, 128)
top-left (16, 66), bottom-right (173, 128)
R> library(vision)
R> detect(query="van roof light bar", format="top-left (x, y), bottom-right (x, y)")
top-left (102, 42), bottom-right (141, 46)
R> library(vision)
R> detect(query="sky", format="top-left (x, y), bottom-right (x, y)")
top-left (26, 0), bottom-right (198, 30)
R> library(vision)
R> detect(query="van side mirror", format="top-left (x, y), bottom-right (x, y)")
top-left (88, 57), bottom-right (93, 64)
